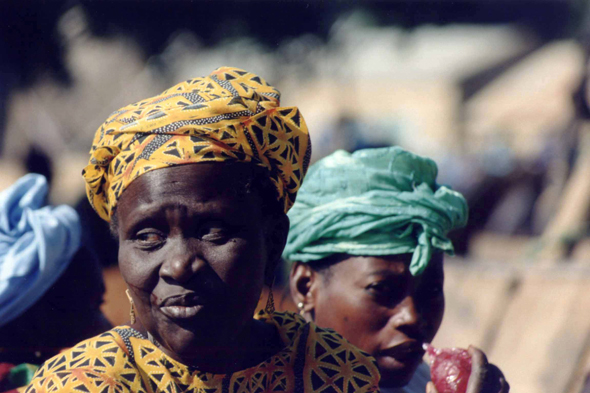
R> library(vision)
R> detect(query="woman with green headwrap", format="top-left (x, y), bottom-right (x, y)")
top-left (285, 147), bottom-right (509, 393)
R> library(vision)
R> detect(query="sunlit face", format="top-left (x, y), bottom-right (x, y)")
top-left (308, 254), bottom-right (444, 388)
top-left (116, 163), bottom-right (281, 364)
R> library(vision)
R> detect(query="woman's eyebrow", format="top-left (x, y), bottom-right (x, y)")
top-left (123, 201), bottom-right (235, 233)
top-left (122, 216), bottom-right (165, 238)
top-left (368, 269), bottom-right (406, 278)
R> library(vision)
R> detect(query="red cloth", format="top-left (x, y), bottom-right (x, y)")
top-left (0, 363), bottom-right (15, 392)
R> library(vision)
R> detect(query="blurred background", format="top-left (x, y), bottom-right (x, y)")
top-left (1, 0), bottom-right (590, 391)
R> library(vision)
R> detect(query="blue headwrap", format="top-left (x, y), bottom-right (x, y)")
top-left (0, 174), bottom-right (81, 327)
top-left (283, 147), bottom-right (468, 275)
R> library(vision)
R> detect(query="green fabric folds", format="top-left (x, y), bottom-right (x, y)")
top-left (283, 147), bottom-right (468, 275)
top-left (10, 363), bottom-right (39, 388)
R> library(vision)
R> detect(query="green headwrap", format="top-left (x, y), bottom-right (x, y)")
top-left (282, 147), bottom-right (468, 275)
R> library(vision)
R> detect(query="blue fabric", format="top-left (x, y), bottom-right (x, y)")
top-left (283, 147), bottom-right (468, 275)
top-left (380, 362), bottom-right (431, 393)
top-left (0, 174), bottom-right (81, 327)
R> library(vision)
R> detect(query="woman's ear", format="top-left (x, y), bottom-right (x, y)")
top-left (289, 262), bottom-right (319, 320)
top-left (263, 213), bottom-right (290, 287)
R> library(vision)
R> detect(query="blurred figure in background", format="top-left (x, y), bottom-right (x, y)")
top-left (534, 56), bottom-right (590, 261)
top-left (286, 147), bottom-right (509, 392)
top-left (0, 174), bottom-right (111, 391)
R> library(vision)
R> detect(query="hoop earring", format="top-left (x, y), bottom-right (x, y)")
top-left (125, 289), bottom-right (136, 324)
top-left (265, 283), bottom-right (275, 315)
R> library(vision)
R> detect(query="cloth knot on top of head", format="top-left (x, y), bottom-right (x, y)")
top-left (0, 174), bottom-right (81, 327)
top-left (282, 147), bottom-right (468, 276)
top-left (83, 66), bottom-right (312, 221)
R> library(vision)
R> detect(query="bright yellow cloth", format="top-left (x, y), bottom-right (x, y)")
top-left (24, 312), bottom-right (380, 393)
top-left (82, 67), bottom-right (311, 221)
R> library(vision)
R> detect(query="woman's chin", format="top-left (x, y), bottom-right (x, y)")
top-left (376, 355), bottom-right (422, 388)
top-left (158, 329), bottom-right (220, 362)
top-left (154, 320), bottom-right (218, 351)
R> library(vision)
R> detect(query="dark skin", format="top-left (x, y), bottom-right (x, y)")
top-left (115, 163), bottom-right (287, 373)
top-left (291, 253), bottom-right (509, 392)
top-left (291, 253), bottom-right (444, 388)
top-left (0, 247), bottom-right (112, 364)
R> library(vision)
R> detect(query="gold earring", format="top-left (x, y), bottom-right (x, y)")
top-left (125, 289), bottom-right (136, 324)
top-left (265, 283), bottom-right (275, 315)
top-left (297, 302), bottom-right (304, 315)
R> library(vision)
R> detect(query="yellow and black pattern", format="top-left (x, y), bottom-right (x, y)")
top-left (24, 312), bottom-right (380, 393)
top-left (82, 66), bottom-right (312, 221)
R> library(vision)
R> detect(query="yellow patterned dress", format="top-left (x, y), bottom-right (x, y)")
top-left (24, 312), bottom-right (380, 393)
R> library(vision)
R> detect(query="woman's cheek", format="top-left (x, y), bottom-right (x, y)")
top-left (118, 245), bottom-right (161, 292)
top-left (339, 304), bottom-right (385, 355)
top-left (117, 245), bottom-right (137, 283)
top-left (360, 300), bottom-right (392, 334)
top-left (205, 239), bottom-right (266, 288)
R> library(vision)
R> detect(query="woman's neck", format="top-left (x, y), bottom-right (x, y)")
top-left (142, 318), bottom-right (283, 374)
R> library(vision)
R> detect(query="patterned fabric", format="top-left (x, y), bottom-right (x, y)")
top-left (82, 67), bottom-right (312, 221)
top-left (283, 147), bottom-right (468, 276)
top-left (25, 311), bottom-right (380, 393)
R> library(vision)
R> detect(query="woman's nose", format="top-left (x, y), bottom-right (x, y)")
top-left (159, 240), bottom-right (206, 283)
top-left (393, 296), bottom-right (426, 336)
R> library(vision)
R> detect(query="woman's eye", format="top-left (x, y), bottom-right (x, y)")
top-left (201, 227), bottom-right (229, 241)
top-left (198, 222), bottom-right (232, 242)
top-left (367, 282), bottom-right (395, 295)
top-left (136, 231), bottom-right (165, 247)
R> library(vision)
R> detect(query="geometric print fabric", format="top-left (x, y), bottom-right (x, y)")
top-left (24, 311), bottom-right (379, 393)
top-left (82, 66), bottom-right (312, 221)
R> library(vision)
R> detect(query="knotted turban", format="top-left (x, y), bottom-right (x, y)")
top-left (83, 67), bottom-right (311, 221)
top-left (0, 174), bottom-right (81, 326)
top-left (283, 147), bottom-right (468, 275)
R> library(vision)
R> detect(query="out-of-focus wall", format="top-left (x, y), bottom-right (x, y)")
top-left (3, 9), bottom-right (576, 199)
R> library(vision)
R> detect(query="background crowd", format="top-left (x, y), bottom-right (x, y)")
top-left (1, 1), bottom-right (590, 392)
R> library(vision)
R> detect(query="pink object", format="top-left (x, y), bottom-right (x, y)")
top-left (425, 344), bottom-right (472, 393)
top-left (0, 363), bottom-right (15, 382)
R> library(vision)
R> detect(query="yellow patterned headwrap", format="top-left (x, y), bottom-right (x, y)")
top-left (82, 67), bottom-right (311, 222)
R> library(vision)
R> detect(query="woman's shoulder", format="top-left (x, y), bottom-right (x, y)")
top-left (24, 326), bottom-right (140, 393)
top-left (305, 320), bottom-right (381, 392)
top-left (262, 311), bottom-right (381, 392)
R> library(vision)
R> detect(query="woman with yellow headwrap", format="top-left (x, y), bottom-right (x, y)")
top-left (24, 67), bottom-right (380, 393)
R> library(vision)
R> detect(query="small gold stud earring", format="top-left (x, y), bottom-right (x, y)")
top-left (125, 289), bottom-right (136, 324)
top-left (297, 302), bottom-right (304, 314)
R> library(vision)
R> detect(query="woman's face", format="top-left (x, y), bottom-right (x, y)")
top-left (116, 163), bottom-right (283, 362)
top-left (297, 254), bottom-right (444, 388)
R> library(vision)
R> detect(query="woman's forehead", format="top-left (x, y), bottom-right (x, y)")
top-left (123, 164), bottom-right (249, 198)
top-left (331, 255), bottom-right (411, 276)
top-left (333, 254), bottom-right (443, 278)
top-left (116, 163), bottom-right (260, 217)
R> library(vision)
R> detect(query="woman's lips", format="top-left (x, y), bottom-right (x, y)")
top-left (158, 292), bottom-right (206, 319)
top-left (160, 304), bottom-right (204, 319)
top-left (378, 340), bottom-right (425, 361)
